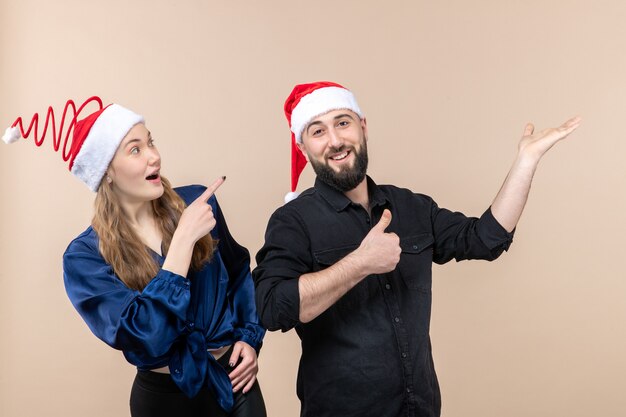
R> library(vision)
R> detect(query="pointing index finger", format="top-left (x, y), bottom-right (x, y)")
top-left (198, 176), bottom-right (226, 203)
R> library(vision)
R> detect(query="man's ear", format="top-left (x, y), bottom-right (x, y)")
top-left (297, 142), bottom-right (309, 162)
top-left (361, 117), bottom-right (368, 139)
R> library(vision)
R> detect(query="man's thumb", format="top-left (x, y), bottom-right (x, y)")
top-left (373, 209), bottom-right (392, 232)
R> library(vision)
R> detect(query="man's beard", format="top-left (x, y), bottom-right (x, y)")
top-left (309, 140), bottom-right (369, 192)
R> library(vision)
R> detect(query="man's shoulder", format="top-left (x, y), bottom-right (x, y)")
top-left (64, 226), bottom-right (99, 257)
top-left (377, 183), bottom-right (434, 206)
top-left (271, 186), bottom-right (321, 219)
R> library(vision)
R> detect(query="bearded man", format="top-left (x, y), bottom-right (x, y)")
top-left (253, 81), bottom-right (580, 417)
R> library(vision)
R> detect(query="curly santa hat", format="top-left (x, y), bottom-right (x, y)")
top-left (283, 81), bottom-right (363, 203)
top-left (2, 97), bottom-right (143, 192)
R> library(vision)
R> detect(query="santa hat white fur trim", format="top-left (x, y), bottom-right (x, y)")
top-left (284, 191), bottom-right (299, 204)
top-left (71, 104), bottom-right (144, 192)
top-left (2, 126), bottom-right (21, 144)
top-left (290, 86), bottom-right (362, 143)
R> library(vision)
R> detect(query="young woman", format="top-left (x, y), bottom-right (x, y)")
top-left (3, 97), bottom-right (266, 416)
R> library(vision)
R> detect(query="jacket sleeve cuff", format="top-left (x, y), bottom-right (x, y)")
top-left (256, 272), bottom-right (301, 332)
top-left (234, 327), bottom-right (265, 352)
top-left (477, 207), bottom-right (515, 252)
top-left (140, 269), bottom-right (191, 320)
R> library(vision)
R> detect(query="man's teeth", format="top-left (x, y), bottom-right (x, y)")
top-left (331, 152), bottom-right (349, 161)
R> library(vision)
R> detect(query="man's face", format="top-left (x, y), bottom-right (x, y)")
top-left (298, 109), bottom-right (369, 192)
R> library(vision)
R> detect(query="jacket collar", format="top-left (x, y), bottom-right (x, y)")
top-left (314, 175), bottom-right (389, 212)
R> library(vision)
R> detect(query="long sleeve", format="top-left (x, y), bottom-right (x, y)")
top-left (429, 198), bottom-right (515, 264)
top-left (63, 186), bottom-right (262, 409)
top-left (63, 229), bottom-right (191, 358)
top-left (211, 197), bottom-right (265, 350)
top-left (253, 206), bottom-right (309, 332)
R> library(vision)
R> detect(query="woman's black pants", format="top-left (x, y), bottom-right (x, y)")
top-left (130, 347), bottom-right (266, 417)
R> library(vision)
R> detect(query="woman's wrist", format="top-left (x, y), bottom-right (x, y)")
top-left (162, 232), bottom-right (195, 277)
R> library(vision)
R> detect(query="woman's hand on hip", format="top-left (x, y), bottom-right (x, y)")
top-left (228, 341), bottom-right (259, 394)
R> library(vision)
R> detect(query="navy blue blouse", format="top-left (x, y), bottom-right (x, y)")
top-left (63, 185), bottom-right (265, 412)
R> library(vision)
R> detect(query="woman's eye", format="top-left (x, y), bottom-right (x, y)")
top-left (130, 147), bottom-right (139, 155)
top-left (148, 139), bottom-right (155, 147)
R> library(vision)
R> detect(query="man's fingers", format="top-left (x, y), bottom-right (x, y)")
top-left (524, 116), bottom-right (581, 143)
top-left (562, 115), bottom-right (582, 127)
top-left (559, 116), bottom-right (582, 134)
top-left (523, 123), bottom-right (534, 137)
top-left (541, 116), bottom-right (581, 142)
top-left (372, 209), bottom-right (392, 232)
top-left (197, 176), bottom-right (226, 203)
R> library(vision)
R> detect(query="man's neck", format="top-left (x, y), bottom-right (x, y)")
top-left (344, 178), bottom-right (370, 213)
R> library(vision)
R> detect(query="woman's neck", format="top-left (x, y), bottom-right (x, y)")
top-left (120, 200), bottom-right (153, 227)
top-left (121, 202), bottom-right (163, 255)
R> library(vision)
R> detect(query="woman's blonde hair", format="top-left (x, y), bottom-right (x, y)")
top-left (92, 176), bottom-right (215, 291)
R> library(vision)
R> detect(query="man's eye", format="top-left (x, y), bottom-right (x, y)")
top-left (148, 139), bottom-right (155, 147)
top-left (338, 120), bottom-right (349, 127)
top-left (312, 129), bottom-right (323, 136)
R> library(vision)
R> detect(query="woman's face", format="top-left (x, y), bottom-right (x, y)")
top-left (107, 123), bottom-right (164, 205)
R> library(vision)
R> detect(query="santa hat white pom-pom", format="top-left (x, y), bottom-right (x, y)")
top-left (284, 191), bottom-right (299, 204)
top-left (2, 126), bottom-right (21, 144)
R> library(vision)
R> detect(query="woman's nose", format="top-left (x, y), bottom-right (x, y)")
top-left (148, 148), bottom-right (161, 164)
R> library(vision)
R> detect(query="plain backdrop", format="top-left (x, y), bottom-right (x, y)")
top-left (1, 1), bottom-right (624, 416)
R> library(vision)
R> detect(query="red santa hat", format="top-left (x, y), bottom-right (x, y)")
top-left (2, 96), bottom-right (144, 192)
top-left (283, 81), bottom-right (362, 203)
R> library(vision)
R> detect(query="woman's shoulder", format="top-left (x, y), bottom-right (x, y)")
top-left (173, 184), bottom-right (217, 206)
top-left (64, 226), bottom-right (99, 256)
